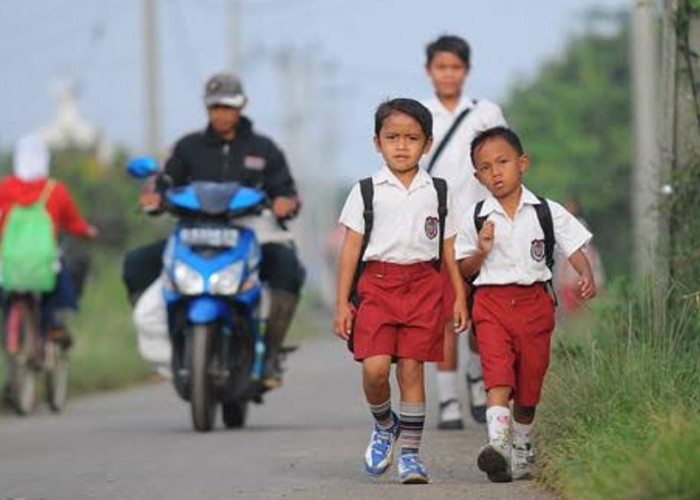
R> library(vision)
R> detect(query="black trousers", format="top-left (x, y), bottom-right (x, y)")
top-left (122, 239), bottom-right (305, 297)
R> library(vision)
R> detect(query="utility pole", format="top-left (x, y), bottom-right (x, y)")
top-left (143, 0), bottom-right (161, 156)
top-left (661, 0), bottom-right (700, 280)
top-left (631, 0), bottom-right (661, 278)
top-left (228, 0), bottom-right (242, 73)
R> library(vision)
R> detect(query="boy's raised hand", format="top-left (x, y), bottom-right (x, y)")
top-left (478, 220), bottom-right (495, 255)
top-left (333, 302), bottom-right (355, 340)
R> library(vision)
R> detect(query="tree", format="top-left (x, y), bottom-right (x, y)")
top-left (504, 10), bottom-right (632, 278)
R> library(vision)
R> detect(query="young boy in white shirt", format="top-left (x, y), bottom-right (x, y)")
top-left (456, 127), bottom-right (596, 482)
top-left (334, 98), bottom-right (468, 484)
top-left (422, 34), bottom-right (507, 428)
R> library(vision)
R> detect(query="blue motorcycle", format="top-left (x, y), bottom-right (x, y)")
top-left (128, 157), bottom-right (267, 432)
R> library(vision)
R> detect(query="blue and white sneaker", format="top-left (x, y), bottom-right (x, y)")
top-left (398, 453), bottom-right (430, 484)
top-left (364, 414), bottom-right (400, 475)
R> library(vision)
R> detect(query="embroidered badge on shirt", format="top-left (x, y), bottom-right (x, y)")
top-left (530, 239), bottom-right (545, 262)
top-left (244, 155), bottom-right (266, 170)
top-left (425, 216), bottom-right (438, 240)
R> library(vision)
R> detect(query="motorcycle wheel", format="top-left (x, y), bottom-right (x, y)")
top-left (222, 399), bottom-right (248, 429)
top-left (191, 323), bottom-right (217, 432)
top-left (8, 301), bottom-right (38, 416)
top-left (45, 341), bottom-right (69, 413)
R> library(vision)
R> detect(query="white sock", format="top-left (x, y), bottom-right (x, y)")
top-left (513, 420), bottom-right (533, 448)
top-left (436, 371), bottom-right (459, 403)
top-left (486, 406), bottom-right (511, 446)
top-left (466, 349), bottom-right (483, 380)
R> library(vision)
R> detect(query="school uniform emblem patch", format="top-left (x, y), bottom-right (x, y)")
top-left (530, 239), bottom-right (546, 262)
top-left (424, 216), bottom-right (439, 240)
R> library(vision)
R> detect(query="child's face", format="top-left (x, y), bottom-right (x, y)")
top-left (426, 51), bottom-right (469, 100)
top-left (374, 111), bottom-right (432, 174)
top-left (473, 137), bottom-right (529, 199)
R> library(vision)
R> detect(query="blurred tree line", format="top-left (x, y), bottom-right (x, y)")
top-left (503, 9), bottom-right (631, 278)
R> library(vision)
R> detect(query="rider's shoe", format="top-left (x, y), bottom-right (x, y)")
top-left (48, 327), bottom-right (73, 349)
top-left (262, 354), bottom-right (283, 389)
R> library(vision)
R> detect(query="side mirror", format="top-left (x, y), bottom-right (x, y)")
top-left (126, 156), bottom-right (159, 179)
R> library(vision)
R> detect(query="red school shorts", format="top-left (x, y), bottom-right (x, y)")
top-left (353, 261), bottom-right (444, 362)
top-left (440, 263), bottom-right (455, 322)
top-left (471, 284), bottom-right (555, 407)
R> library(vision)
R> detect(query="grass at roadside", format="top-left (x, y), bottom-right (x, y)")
top-left (536, 283), bottom-right (700, 499)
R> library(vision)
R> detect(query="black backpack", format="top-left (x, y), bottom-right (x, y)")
top-left (467, 196), bottom-right (557, 327)
top-left (347, 176), bottom-right (448, 352)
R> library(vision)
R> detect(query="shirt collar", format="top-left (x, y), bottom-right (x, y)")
top-left (428, 95), bottom-right (474, 117)
top-left (478, 185), bottom-right (541, 217)
top-left (374, 165), bottom-right (432, 191)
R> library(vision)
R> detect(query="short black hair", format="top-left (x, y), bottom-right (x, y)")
top-left (374, 98), bottom-right (433, 140)
top-left (470, 127), bottom-right (524, 165)
top-left (426, 35), bottom-right (471, 67)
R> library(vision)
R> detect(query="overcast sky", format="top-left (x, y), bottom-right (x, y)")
top-left (0, 0), bottom-right (630, 179)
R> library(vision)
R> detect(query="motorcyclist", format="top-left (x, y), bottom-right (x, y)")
top-left (122, 72), bottom-right (305, 389)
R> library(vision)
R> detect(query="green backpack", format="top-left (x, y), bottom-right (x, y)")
top-left (1, 180), bottom-right (58, 292)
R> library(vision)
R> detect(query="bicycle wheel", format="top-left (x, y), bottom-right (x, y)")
top-left (45, 341), bottom-right (69, 413)
top-left (7, 301), bottom-right (38, 415)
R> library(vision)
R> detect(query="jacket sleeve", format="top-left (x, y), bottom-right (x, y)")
top-left (158, 140), bottom-right (189, 192)
top-left (263, 142), bottom-right (298, 199)
top-left (54, 183), bottom-right (90, 237)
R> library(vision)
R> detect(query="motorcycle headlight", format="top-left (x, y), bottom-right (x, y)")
top-left (173, 261), bottom-right (205, 295)
top-left (209, 261), bottom-right (244, 295)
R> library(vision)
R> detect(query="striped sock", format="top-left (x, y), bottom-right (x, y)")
top-left (399, 402), bottom-right (425, 456)
top-left (369, 398), bottom-right (394, 430)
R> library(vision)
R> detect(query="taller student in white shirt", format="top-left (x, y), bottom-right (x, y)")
top-left (422, 34), bottom-right (507, 429)
top-left (334, 98), bottom-right (468, 484)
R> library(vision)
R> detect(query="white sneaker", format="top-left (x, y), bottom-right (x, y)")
top-left (466, 375), bottom-right (487, 424)
top-left (477, 442), bottom-right (512, 483)
top-left (437, 398), bottom-right (464, 430)
top-left (512, 442), bottom-right (535, 480)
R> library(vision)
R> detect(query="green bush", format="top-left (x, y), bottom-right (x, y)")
top-left (537, 282), bottom-right (700, 499)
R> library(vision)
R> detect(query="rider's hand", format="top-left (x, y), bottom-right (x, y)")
top-left (272, 196), bottom-right (298, 219)
top-left (139, 192), bottom-right (162, 213)
top-left (86, 225), bottom-right (99, 239)
top-left (333, 302), bottom-right (355, 341)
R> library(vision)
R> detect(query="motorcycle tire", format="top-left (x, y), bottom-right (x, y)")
top-left (191, 323), bottom-right (217, 432)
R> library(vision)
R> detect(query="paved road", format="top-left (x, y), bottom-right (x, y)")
top-left (0, 335), bottom-right (552, 500)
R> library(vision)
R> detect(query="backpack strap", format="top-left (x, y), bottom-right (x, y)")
top-left (427, 100), bottom-right (478, 174)
top-left (431, 177), bottom-right (447, 271)
top-left (473, 199), bottom-right (487, 233)
top-left (533, 196), bottom-right (558, 305)
top-left (349, 177), bottom-right (374, 306)
top-left (534, 196), bottom-right (555, 272)
top-left (39, 179), bottom-right (56, 205)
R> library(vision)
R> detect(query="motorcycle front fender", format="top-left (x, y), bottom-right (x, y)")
top-left (186, 295), bottom-right (229, 324)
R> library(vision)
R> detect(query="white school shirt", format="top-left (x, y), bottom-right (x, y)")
top-left (455, 186), bottom-right (592, 286)
top-left (422, 95), bottom-right (507, 204)
top-left (339, 166), bottom-right (457, 264)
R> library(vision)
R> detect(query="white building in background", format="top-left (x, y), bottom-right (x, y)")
top-left (37, 78), bottom-right (114, 163)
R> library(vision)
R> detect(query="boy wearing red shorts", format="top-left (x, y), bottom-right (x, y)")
top-left (456, 127), bottom-right (596, 482)
top-left (334, 98), bottom-right (468, 484)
